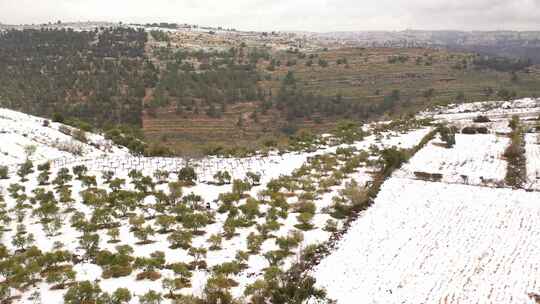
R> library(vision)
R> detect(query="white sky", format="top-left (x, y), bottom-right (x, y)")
top-left (1, 0), bottom-right (540, 32)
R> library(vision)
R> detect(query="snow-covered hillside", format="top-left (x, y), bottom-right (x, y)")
top-left (0, 107), bottom-right (435, 303)
top-left (313, 97), bottom-right (540, 304)
top-left (1, 98), bottom-right (539, 304)
top-left (314, 178), bottom-right (540, 304)
top-left (0, 108), bottom-right (128, 167)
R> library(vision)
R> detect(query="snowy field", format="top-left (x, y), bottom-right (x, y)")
top-left (422, 98), bottom-right (540, 122)
top-left (396, 134), bottom-right (509, 186)
top-left (314, 178), bottom-right (540, 304)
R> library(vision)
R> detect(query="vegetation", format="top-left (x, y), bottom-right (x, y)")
top-left (504, 115), bottom-right (527, 187)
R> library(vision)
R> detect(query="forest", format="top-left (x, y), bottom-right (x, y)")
top-left (0, 27), bottom-right (148, 127)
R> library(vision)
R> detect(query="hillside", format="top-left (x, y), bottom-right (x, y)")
top-left (1, 26), bottom-right (540, 156)
top-left (143, 31), bottom-right (540, 154)
top-left (0, 97), bottom-right (538, 303)
top-left (313, 98), bottom-right (540, 303)
top-left (0, 104), bottom-right (434, 303)
top-left (0, 108), bottom-right (128, 166)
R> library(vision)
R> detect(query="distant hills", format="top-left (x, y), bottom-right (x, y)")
top-left (307, 30), bottom-right (540, 63)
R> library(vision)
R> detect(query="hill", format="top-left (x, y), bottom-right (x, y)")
top-left (1, 25), bottom-right (540, 156)
top-left (0, 97), bottom-right (538, 303)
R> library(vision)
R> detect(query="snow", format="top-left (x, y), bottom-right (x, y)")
top-left (2, 97), bottom-right (538, 304)
top-left (421, 98), bottom-right (540, 122)
top-left (1, 107), bottom-right (433, 303)
top-left (314, 178), bottom-right (540, 304)
top-left (0, 108), bottom-right (128, 168)
top-left (396, 134), bottom-right (509, 186)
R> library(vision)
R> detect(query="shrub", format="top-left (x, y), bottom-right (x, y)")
top-left (461, 126), bottom-right (477, 134)
top-left (73, 129), bottom-right (88, 143)
top-left (439, 125), bottom-right (456, 148)
top-left (295, 212), bottom-right (315, 230)
top-left (323, 219), bottom-right (338, 232)
top-left (0, 166), bottom-right (8, 179)
top-left (138, 290), bottom-right (163, 304)
top-left (245, 171), bottom-right (261, 186)
top-left (52, 112), bottom-right (65, 123)
top-left (213, 171), bottom-right (231, 185)
top-left (473, 115), bottom-right (491, 123)
top-left (380, 147), bottom-right (409, 176)
top-left (63, 281), bottom-right (103, 304)
top-left (102, 265), bottom-right (133, 279)
top-left (17, 160), bottom-right (34, 182)
top-left (476, 126), bottom-right (489, 134)
top-left (136, 271), bottom-right (162, 281)
top-left (58, 125), bottom-right (72, 136)
top-left (178, 166), bottom-right (197, 186)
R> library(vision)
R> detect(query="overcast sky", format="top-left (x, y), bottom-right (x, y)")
top-left (1, 0), bottom-right (540, 32)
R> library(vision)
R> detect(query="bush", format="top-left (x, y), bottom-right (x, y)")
top-left (58, 125), bottom-right (72, 136)
top-left (17, 160), bottom-right (34, 181)
top-left (0, 166), bottom-right (8, 179)
top-left (213, 171), bottom-right (231, 185)
top-left (476, 126), bottom-right (489, 134)
top-left (380, 147), bottom-right (409, 176)
top-left (461, 126), bottom-right (477, 134)
top-left (439, 125), bottom-right (456, 148)
top-left (144, 143), bottom-right (173, 157)
top-left (102, 265), bottom-right (133, 279)
top-left (52, 112), bottom-right (65, 123)
top-left (72, 129), bottom-right (88, 143)
top-left (473, 115), bottom-right (491, 123)
top-left (136, 271), bottom-right (161, 281)
top-left (178, 166), bottom-right (197, 186)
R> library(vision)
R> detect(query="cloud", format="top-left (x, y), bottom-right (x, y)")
top-left (0, 0), bottom-right (539, 31)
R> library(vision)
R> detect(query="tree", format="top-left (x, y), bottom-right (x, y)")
top-left (17, 160), bottom-right (34, 182)
top-left (295, 212), bottom-right (314, 230)
top-left (37, 170), bottom-right (50, 185)
top-left (80, 232), bottom-right (100, 261)
top-left (380, 147), bottom-right (409, 176)
top-left (53, 168), bottom-right (72, 187)
top-left (134, 225), bottom-right (155, 244)
top-left (168, 182), bottom-right (183, 205)
top-left (188, 247), bottom-right (207, 269)
top-left (183, 212), bottom-right (210, 235)
top-left (12, 228), bottom-right (35, 250)
top-left (0, 166), bottom-right (9, 179)
top-left (73, 165), bottom-right (88, 180)
top-left (247, 232), bottom-right (264, 254)
top-left (245, 171), bottom-right (261, 186)
top-left (167, 229), bottom-right (192, 249)
top-left (156, 215), bottom-right (176, 233)
top-left (439, 125), bottom-right (456, 148)
top-left (111, 288), bottom-right (132, 304)
top-left (139, 290), bottom-right (163, 304)
top-left (107, 227), bottom-right (120, 243)
top-left (207, 234), bottom-right (222, 250)
top-left (232, 179), bottom-right (251, 196)
top-left (203, 274), bottom-right (236, 304)
top-left (46, 268), bottom-right (76, 289)
top-left (178, 166), bottom-right (197, 185)
top-left (24, 145), bottom-right (37, 159)
top-left (64, 281), bottom-right (103, 304)
top-left (213, 171), bottom-right (231, 185)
